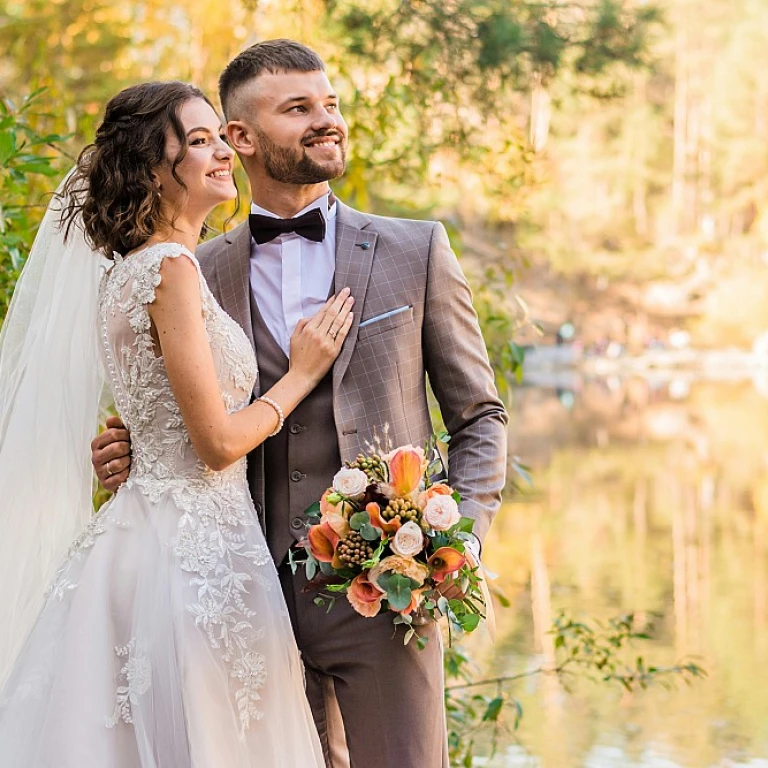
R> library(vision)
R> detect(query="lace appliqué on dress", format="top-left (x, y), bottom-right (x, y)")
top-left (45, 509), bottom-right (113, 601)
top-left (99, 243), bottom-right (270, 734)
top-left (106, 638), bottom-right (151, 728)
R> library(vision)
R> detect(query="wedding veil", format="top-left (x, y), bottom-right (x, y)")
top-left (0, 172), bottom-right (109, 683)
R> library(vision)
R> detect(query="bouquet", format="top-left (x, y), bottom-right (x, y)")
top-left (292, 441), bottom-right (487, 647)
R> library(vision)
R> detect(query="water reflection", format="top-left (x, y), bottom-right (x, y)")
top-left (475, 376), bottom-right (768, 767)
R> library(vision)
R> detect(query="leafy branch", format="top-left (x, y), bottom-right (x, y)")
top-left (445, 611), bottom-right (706, 765)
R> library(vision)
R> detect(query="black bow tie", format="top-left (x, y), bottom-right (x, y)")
top-left (249, 208), bottom-right (326, 245)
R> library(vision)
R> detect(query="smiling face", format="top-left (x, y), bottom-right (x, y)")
top-left (154, 97), bottom-right (237, 217)
top-left (226, 70), bottom-right (348, 186)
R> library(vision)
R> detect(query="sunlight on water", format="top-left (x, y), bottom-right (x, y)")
top-left (470, 377), bottom-right (768, 767)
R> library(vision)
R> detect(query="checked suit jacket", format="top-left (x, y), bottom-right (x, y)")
top-left (196, 200), bottom-right (508, 553)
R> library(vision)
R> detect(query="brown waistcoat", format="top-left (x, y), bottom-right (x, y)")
top-left (249, 292), bottom-right (341, 563)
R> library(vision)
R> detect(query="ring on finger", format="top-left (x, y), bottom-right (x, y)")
top-left (106, 460), bottom-right (115, 477)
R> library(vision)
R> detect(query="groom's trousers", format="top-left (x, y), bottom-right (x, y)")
top-left (278, 562), bottom-right (449, 768)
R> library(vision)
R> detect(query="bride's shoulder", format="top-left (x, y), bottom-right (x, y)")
top-left (111, 242), bottom-right (202, 308)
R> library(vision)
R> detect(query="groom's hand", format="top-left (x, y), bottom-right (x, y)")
top-left (436, 539), bottom-right (481, 601)
top-left (92, 415), bottom-right (131, 492)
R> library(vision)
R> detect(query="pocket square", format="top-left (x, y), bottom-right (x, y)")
top-left (358, 305), bottom-right (412, 328)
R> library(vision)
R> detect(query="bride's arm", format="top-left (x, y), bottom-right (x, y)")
top-left (148, 254), bottom-right (352, 471)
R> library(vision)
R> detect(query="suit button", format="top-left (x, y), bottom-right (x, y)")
top-left (291, 518), bottom-right (304, 530)
top-left (289, 423), bottom-right (303, 435)
top-left (290, 470), bottom-right (304, 482)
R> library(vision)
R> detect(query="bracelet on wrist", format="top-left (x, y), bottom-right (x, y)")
top-left (257, 395), bottom-right (285, 437)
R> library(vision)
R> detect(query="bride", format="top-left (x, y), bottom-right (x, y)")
top-left (0, 81), bottom-right (353, 766)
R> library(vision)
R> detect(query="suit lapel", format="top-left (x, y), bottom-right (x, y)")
top-left (215, 221), bottom-right (254, 350)
top-left (332, 203), bottom-right (377, 392)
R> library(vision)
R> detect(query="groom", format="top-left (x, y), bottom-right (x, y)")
top-left (93, 39), bottom-right (507, 767)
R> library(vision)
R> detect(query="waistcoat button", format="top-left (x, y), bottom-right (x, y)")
top-left (290, 470), bottom-right (303, 482)
top-left (289, 423), bottom-right (303, 434)
top-left (290, 517), bottom-right (304, 530)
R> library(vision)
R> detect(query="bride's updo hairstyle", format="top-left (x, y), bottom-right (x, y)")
top-left (61, 81), bottom-right (214, 258)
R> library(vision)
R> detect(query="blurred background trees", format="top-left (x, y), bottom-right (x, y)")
top-left (7, 0), bottom-right (768, 347)
top-left (1, 0), bottom-right (661, 341)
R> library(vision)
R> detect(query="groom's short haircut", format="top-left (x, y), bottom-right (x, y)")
top-left (219, 39), bottom-right (325, 118)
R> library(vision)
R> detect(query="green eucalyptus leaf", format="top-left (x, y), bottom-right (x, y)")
top-left (349, 511), bottom-right (370, 531)
top-left (360, 522), bottom-right (381, 541)
top-left (377, 572), bottom-right (418, 612)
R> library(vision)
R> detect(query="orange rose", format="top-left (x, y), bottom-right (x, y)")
top-left (347, 572), bottom-right (384, 618)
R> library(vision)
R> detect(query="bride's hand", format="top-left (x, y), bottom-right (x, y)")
top-left (289, 288), bottom-right (354, 387)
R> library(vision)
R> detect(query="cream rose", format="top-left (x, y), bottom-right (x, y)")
top-left (332, 467), bottom-right (368, 499)
top-left (390, 521), bottom-right (425, 558)
top-left (423, 495), bottom-right (461, 531)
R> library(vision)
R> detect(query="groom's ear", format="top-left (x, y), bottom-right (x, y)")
top-left (226, 121), bottom-right (256, 158)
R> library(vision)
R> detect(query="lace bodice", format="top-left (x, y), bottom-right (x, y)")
top-left (99, 243), bottom-right (258, 498)
top-left (98, 244), bottom-right (272, 731)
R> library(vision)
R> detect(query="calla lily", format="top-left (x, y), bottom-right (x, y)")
top-left (387, 446), bottom-right (426, 497)
top-left (308, 521), bottom-right (340, 563)
top-left (428, 547), bottom-right (466, 583)
top-left (347, 572), bottom-right (384, 617)
top-left (366, 502), bottom-right (401, 536)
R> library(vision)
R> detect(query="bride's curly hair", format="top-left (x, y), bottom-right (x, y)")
top-left (61, 81), bottom-right (214, 258)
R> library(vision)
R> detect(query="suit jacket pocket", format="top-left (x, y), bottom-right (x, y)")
top-left (357, 305), bottom-right (414, 340)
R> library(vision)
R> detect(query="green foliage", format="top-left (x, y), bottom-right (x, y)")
top-left (0, 90), bottom-right (67, 322)
top-left (327, 0), bottom-right (661, 211)
top-left (445, 611), bottom-right (706, 766)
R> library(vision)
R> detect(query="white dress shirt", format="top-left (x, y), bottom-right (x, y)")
top-left (249, 192), bottom-right (337, 357)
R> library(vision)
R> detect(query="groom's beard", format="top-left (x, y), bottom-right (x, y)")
top-left (254, 126), bottom-right (346, 184)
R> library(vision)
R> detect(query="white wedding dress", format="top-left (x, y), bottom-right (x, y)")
top-left (0, 243), bottom-right (324, 767)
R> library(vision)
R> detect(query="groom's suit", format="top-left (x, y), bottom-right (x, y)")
top-left (197, 201), bottom-right (507, 768)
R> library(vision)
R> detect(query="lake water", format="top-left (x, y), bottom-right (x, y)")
top-left (470, 374), bottom-right (768, 767)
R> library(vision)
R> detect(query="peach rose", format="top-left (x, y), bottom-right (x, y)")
top-left (369, 554), bottom-right (429, 592)
top-left (347, 572), bottom-right (383, 617)
top-left (417, 482), bottom-right (453, 509)
top-left (390, 521), bottom-right (425, 558)
top-left (320, 488), bottom-right (352, 537)
top-left (320, 488), bottom-right (337, 515)
top-left (423, 495), bottom-right (461, 531)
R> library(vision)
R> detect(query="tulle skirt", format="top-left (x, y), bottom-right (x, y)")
top-left (0, 483), bottom-right (324, 767)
